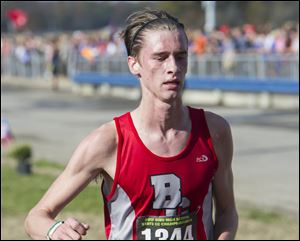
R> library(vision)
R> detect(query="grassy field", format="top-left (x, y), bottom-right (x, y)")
top-left (1, 159), bottom-right (299, 240)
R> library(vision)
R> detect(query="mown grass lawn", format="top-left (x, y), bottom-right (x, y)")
top-left (1, 161), bottom-right (103, 216)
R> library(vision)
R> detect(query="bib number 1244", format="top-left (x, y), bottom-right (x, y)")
top-left (141, 224), bottom-right (194, 240)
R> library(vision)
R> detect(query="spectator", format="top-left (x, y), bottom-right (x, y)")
top-left (1, 117), bottom-right (15, 149)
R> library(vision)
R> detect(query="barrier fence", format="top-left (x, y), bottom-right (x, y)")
top-left (1, 50), bottom-right (299, 93)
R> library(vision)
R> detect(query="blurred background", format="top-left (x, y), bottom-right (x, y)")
top-left (1, 1), bottom-right (299, 240)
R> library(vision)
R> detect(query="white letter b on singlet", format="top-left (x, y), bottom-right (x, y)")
top-left (151, 174), bottom-right (185, 216)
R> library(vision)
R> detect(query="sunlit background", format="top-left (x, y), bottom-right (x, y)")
top-left (1, 1), bottom-right (299, 240)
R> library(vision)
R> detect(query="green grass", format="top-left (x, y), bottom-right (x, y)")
top-left (1, 163), bottom-right (103, 216)
top-left (245, 207), bottom-right (281, 223)
top-left (34, 159), bottom-right (65, 169)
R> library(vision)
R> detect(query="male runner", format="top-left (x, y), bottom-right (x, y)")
top-left (25, 9), bottom-right (238, 240)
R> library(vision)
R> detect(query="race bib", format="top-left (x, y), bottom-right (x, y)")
top-left (136, 212), bottom-right (197, 240)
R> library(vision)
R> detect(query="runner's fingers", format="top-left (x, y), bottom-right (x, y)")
top-left (82, 223), bottom-right (90, 230)
top-left (79, 223), bottom-right (89, 235)
top-left (52, 229), bottom-right (73, 240)
top-left (65, 218), bottom-right (89, 235)
top-left (65, 228), bottom-right (82, 240)
top-left (58, 233), bottom-right (73, 240)
top-left (52, 224), bottom-right (81, 240)
top-left (65, 217), bottom-right (81, 228)
top-left (71, 223), bottom-right (88, 235)
top-left (74, 225), bottom-right (87, 236)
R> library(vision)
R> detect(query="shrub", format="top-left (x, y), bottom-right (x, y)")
top-left (9, 144), bottom-right (32, 163)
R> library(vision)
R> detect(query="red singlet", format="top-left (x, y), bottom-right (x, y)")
top-left (102, 107), bottom-right (218, 240)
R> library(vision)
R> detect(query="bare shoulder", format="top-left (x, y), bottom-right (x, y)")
top-left (84, 121), bottom-right (117, 154)
top-left (66, 120), bottom-right (118, 175)
top-left (204, 110), bottom-right (231, 143)
top-left (204, 111), bottom-right (233, 168)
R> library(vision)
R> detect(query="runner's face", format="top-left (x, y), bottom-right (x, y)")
top-left (138, 29), bottom-right (188, 103)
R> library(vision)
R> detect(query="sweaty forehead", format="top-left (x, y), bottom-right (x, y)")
top-left (141, 29), bottom-right (188, 54)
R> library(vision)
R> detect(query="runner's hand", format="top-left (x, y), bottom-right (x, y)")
top-left (50, 217), bottom-right (90, 240)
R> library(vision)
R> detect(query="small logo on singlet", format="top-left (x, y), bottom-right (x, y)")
top-left (196, 155), bottom-right (208, 163)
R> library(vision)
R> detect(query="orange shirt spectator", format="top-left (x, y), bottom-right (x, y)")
top-left (192, 31), bottom-right (207, 55)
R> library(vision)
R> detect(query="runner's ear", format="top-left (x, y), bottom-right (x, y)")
top-left (128, 56), bottom-right (141, 76)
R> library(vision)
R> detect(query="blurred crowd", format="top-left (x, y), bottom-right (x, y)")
top-left (1, 22), bottom-right (299, 77)
top-left (188, 22), bottom-right (299, 55)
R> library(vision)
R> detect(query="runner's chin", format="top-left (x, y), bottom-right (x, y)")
top-left (161, 83), bottom-right (182, 102)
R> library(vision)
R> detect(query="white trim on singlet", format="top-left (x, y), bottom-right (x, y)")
top-left (202, 183), bottom-right (214, 240)
top-left (103, 182), bottom-right (136, 240)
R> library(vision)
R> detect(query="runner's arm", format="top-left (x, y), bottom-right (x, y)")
top-left (205, 112), bottom-right (238, 240)
top-left (24, 122), bottom-right (117, 240)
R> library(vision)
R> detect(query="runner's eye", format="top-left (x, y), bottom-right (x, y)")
top-left (176, 53), bottom-right (187, 60)
top-left (154, 56), bottom-right (167, 61)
